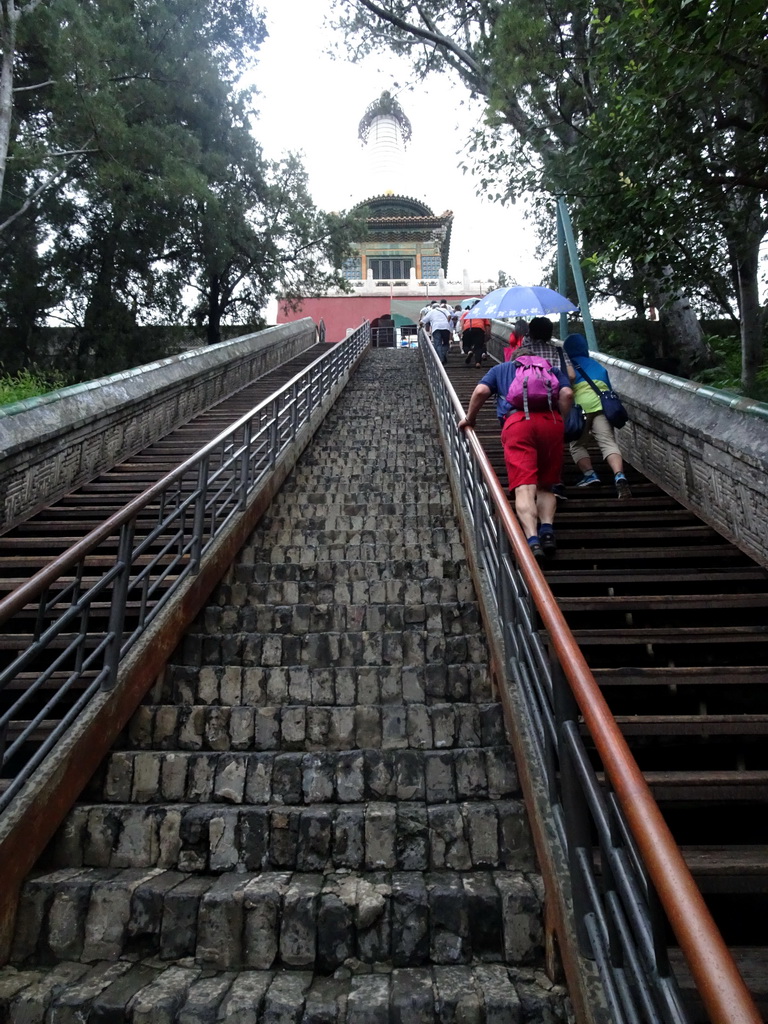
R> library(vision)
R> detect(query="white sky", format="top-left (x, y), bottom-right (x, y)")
top-left (248, 0), bottom-right (547, 289)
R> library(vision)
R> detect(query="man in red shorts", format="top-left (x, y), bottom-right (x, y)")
top-left (458, 334), bottom-right (573, 562)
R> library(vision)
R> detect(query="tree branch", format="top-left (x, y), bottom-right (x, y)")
top-left (0, 150), bottom-right (83, 233)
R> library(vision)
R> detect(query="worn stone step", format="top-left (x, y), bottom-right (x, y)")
top-left (12, 867), bottom-right (545, 971)
top-left (189, 601), bottom-right (483, 639)
top-left (207, 576), bottom-right (475, 613)
top-left (0, 959), bottom-right (568, 1023)
top-left (125, 702), bottom-right (505, 753)
top-left (93, 747), bottom-right (519, 806)
top-left (156, 661), bottom-right (493, 707)
top-left (237, 542), bottom-right (468, 565)
top-left (45, 800), bottom-right (534, 875)
top-left (279, 466), bottom-right (451, 480)
top-left (258, 513), bottom-right (453, 531)
top-left (244, 529), bottom-right (465, 548)
top-left (173, 631), bottom-right (488, 673)
top-left (275, 483), bottom-right (452, 500)
top-left (269, 497), bottom-right (453, 515)
top-left (229, 558), bottom-right (472, 585)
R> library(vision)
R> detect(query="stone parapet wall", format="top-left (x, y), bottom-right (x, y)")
top-left (598, 356), bottom-right (768, 569)
top-left (0, 319), bottom-right (317, 533)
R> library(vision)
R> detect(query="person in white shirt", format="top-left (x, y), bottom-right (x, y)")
top-left (421, 302), bottom-right (453, 365)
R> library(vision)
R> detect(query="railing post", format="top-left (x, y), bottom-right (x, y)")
top-left (270, 399), bottom-right (280, 467)
top-left (103, 519), bottom-right (135, 690)
top-left (557, 203), bottom-right (569, 343)
top-left (238, 419), bottom-right (252, 510)
top-left (190, 455), bottom-right (209, 572)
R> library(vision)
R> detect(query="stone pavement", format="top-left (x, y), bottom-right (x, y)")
top-left (0, 350), bottom-right (570, 1022)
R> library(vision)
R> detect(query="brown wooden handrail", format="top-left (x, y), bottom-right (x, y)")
top-left (452, 392), bottom-right (762, 1024)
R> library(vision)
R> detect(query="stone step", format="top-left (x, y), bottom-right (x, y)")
top-left (229, 558), bottom-right (472, 585)
top-left (275, 484), bottom-right (452, 500)
top-left (45, 800), bottom-right (534, 875)
top-left (125, 702), bottom-right (505, 753)
top-left (0, 959), bottom-right (567, 1023)
top-left (156, 662), bottom-right (493, 707)
top-left (269, 498), bottom-right (454, 516)
top-left (236, 543), bottom-right (468, 565)
top-left (93, 747), bottom-right (519, 807)
top-left (173, 632), bottom-right (488, 673)
top-left (279, 464), bottom-right (451, 477)
top-left (12, 867), bottom-right (545, 971)
top-left (243, 529), bottom-right (465, 547)
top-left (209, 576), bottom-right (475, 611)
top-left (189, 601), bottom-right (483, 639)
top-left (258, 513), bottom-right (454, 531)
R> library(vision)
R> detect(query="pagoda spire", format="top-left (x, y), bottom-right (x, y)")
top-left (358, 91), bottom-right (411, 196)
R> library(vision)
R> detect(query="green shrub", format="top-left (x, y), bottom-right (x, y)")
top-left (693, 335), bottom-right (768, 404)
top-left (0, 368), bottom-right (68, 407)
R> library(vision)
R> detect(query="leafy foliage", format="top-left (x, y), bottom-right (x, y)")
top-left (0, 366), bottom-right (68, 406)
top-left (0, 0), bottom-right (362, 375)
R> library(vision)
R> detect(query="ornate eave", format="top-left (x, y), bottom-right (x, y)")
top-left (352, 195), bottom-right (454, 268)
top-left (351, 194), bottom-right (437, 218)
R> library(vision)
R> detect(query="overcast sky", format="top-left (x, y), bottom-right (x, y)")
top-left (248, 0), bottom-right (546, 290)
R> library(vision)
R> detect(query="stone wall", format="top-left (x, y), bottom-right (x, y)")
top-left (604, 356), bottom-right (768, 569)
top-left (0, 319), bottom-right (317, 533)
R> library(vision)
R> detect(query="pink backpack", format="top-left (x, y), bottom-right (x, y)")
top-left (506, 356), bottom-right (560, 417)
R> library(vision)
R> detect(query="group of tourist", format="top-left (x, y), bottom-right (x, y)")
top-left (418, 299), bottom-right (491, 367)
top-left (458, 315), bottom-right (631, 563)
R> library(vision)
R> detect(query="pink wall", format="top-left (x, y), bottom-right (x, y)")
top-left (275, 294), bottom-right (481, 342)
top-left (276, 297), bottom-right (390, 343)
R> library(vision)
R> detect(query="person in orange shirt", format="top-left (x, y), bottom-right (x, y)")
top-left (461, 311), bottom-right (491, 367)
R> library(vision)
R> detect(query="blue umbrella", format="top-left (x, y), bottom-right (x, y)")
top-left (470, 285), bottom-right (578, 319)
top-left (459, 296), bottom-right (482, 310)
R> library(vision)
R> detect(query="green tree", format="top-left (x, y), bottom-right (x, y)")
top-left (0, 0), bottom-right (361, 371)
top-left (185, 153), bottom-right (363, 345)
top-left (569, 0), bottom-right (768, 390)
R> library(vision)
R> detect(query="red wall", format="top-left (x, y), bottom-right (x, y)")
top-left (276, 297), bottom-right (390, 343)
top-left (276, 295), bottom-right (478, 342)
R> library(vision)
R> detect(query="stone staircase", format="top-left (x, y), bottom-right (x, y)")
top-left (0, 350), bottom-right (569, 1022)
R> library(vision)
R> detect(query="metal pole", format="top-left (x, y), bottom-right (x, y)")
top-left (557, 197), bottom-right (599, 351)
top-left (556, 204), bottom-right (569, 343)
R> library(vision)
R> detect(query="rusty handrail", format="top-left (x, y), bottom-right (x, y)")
top-left (446, 371), bottom-right (761, 1022)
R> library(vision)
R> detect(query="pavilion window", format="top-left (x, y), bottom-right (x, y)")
top-left (369, 257), bottom-right (414, 279)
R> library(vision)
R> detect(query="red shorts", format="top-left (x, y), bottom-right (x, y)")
top-left (501, 411), bottom-right (564, 490)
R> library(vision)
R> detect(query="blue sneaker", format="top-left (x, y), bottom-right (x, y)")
top-left (576, 470), bottom-right (600, 487)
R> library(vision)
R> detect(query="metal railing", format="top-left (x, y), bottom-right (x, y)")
top-left (0, 324), bottom-right (370, 815)
top-left (420, 341), bottom-right (761, 1024)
